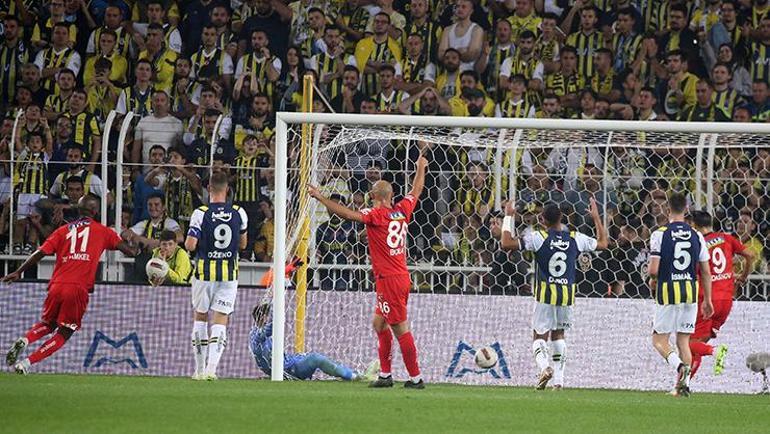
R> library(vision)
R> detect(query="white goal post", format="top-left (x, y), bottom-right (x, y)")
top-left (271, 113), bottom-right (770, 387)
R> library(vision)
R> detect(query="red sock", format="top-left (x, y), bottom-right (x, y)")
top-left (397, 332), bottom-right (420, 378)
top-left (28, 333), bottom-right (67, 364)
top-left (690, 341), bottom-right (714, 357)
top-left (25, 322), bottom-right (55, 344)
top-left (691, 353), bottom-right (702, 378)
top-left (377, 329), bottom-right (393, 375)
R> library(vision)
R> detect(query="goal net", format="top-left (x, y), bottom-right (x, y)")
top-left (272, 114), bottom-right (770, 393)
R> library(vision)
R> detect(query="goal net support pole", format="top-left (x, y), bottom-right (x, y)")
top-left (294, 74), bottom-right (315, 354)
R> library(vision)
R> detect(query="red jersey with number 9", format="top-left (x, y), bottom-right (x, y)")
top-left (702, 232), bottom-right (745, 301)
top-left (39, 218), bottom-right (123, 291)
top-left (361, 194), bottom-right (417, 279)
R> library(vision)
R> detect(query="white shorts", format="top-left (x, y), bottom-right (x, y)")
top-left (17, 193), bottom-right (42, 220)
top-left (653, 303), bottom-right (697, 334)
top-left (191, 279), bottom-right (238, 315)
top-left (532, 303), bottom-right (573, 335)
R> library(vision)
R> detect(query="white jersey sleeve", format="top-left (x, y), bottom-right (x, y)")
top-left (649, 230), bottom-right (664, 257)
top-left (697, 232), bottom-right (710, 262)
top-left (521, 229), bottom-right (546, 252)
top-left (574, 231), bottom-right (598, 252)
top-left (187, 208), bottom-right (205, 238)
top-left (238, 207), bottom-right (248, 232)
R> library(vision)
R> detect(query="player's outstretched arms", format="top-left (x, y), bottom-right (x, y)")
top-left (589, 196), bottom-right (609, 250)
top-left (308, 185), bottom-right (365, 223)
top-left (408, 154), bottom-right (429, 200)
top-left (498, 201), bottom-right (520, 251)
top-left (1, 250), bottom-right (47, 283)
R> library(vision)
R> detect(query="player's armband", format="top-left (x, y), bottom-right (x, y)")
top-left (187, 227), bottom-right (201, 239)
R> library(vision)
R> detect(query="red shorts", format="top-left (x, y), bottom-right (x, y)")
top-left (41, 283), bottom-right (89, 331)
top-left (374, 274), bottom-right (411, 325)
top-left (692, 299), bottom-right (733, 340)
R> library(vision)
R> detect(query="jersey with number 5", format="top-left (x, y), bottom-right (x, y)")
top-left (361, 194), bottom-right (417, 279)
top-left (187, 203), bottom-right (248, 281)
top-left (703, 232), bottom-right (745, 301)
top-left (523, 228), bottom-right (598, 306)
top-left (649, 222), bottom-right (709, 305)
top-left (39, 217), bottom-right (123, 291)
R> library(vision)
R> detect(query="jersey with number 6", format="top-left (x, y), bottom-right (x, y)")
top-left (361, 194), bottom-right (417, 279)
top-left (39, 217), bottom-right (122, 291)
top-left (188, 203), bottom-right (248, 281)
top-left (703, 232), bottom-right (745, 301)
top-left (649, 222), bottom-right (709, 305)
top-left (522, 228), bottom-right (598, 306)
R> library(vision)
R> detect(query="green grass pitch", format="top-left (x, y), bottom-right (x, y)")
top-left (1, 374), bottom-right (768, 433)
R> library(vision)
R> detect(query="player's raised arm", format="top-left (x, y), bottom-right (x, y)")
top-left (308, 185), bottom-right (365, 223)
top-left (408, 154), bottom-right (429, 200)
top-left (588, 197), bottom-right (608, 250)
top-left (499, 201), bottom-right (520, 251)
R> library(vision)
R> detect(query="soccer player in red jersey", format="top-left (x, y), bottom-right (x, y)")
top-left (689, 211), bottom-right (755, 378)
top-left (309, 155), bottom-right (428, 389)
top-left (3, 195), bottom-right (138, 374)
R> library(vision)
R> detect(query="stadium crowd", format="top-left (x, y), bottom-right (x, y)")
top-left (0, 0), bottom-right (769, 295)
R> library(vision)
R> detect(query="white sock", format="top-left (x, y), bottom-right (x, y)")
top-left (192, 321), bottom-right (208, 376)
top-left (666, 351), bottom-right (683, 373)
top-left (380, 372), bottom-right (391, 378)
top-left (551, 339), bottom-right (566, 386)
top-left (205, 324), bottom-right (227, 375)
top-left (532, 339), bottom-right (550, 372)
top-left (410, 375), bottom-right (422, 383)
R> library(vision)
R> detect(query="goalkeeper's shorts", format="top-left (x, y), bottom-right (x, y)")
top-left (374, 274), bottom-right (411, 325)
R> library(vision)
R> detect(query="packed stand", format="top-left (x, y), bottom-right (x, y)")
top-left (0, 0), bottom-right (767, 294)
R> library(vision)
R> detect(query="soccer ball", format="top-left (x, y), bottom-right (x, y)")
top-left (475, 346), bottom-right (498, 369)
top-left (146, 257), bottom-right (169, 282)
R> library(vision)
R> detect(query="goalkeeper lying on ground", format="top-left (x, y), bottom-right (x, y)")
top-left (249, 302), bottom-right (378, 381)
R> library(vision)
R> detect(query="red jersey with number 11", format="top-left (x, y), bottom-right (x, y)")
top-left (361, 194), bottom-right (417, 279)
top-left (702, 232), bottom-right (745, 302)
top-left (39, 218), bottom-right (123, 291)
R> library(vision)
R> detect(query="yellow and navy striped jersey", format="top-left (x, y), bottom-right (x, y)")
top-left (188, 203), bottom-right (249, 282)
top-left (611, 32), bottom-right (642, 72)
top-left (45, 92), bottom-right (71, 117)
top-left (165, 174), bottom-right (198, 234)
top-left (402, 20), bottom-right (442, 62)
top-left (591, 70), bottom-right (617, 97)
top-left (190, 48), bottom-right (230, 82)
top-left (566, 30), bottom-right (603, 80)
top-left (238, 54), bottom-right (278, 102)
top-left (507, 13), bottom-right (542, 40)
top-left (38, 47), bottom-right (77, 93)
top-left (354, 37), bottom-right (401, 96)
top-left (0, 39), bottom-right (29, 106)
top-left (90, 26), bottom-right (131, 57)
top-left (649, 222), bottom-right (709, 305)
top-left (31, 20), bottom-right (77, 47)
top-left (481, 45), bottom-right (514, 101)
top-left (66, 111), bottom-right (101, 160)
top-left (372, 89), bottom-right (406, 113)
top-left (524, 228), bottom-right (598, 306)
top-left (234, 155), bottom-right (262, 203)
top-left (497, 98), bottom-right (534, 118)
top-left (312, 51), bottom-right (345, 100)
top-left (139, 47), bottom-right (178, 93)
top-left (713, 88), bottom-right (740, 117)
top-left (119, 86), bottom-right (153, 117)
top-left (14, 151), bottom-right (48, 195)
top-left (750, 42), bottom-right (770, 86)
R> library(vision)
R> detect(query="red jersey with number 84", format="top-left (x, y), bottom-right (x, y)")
top-left (701, 232), bottom-right (745, 302)
top-left (40, 218), bottom-right (122, 291)
top-left (361, 195), bottom-right (417, 279)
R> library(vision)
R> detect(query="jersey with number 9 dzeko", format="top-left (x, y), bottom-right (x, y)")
top-left (649, 222), bottom-right (709, 305)
top-left (360, 194), bottom-right (417, 279)
top-left (188, 203), bottom-right (248, 281)
top-left (523, 229), bottom-right (598, 306)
